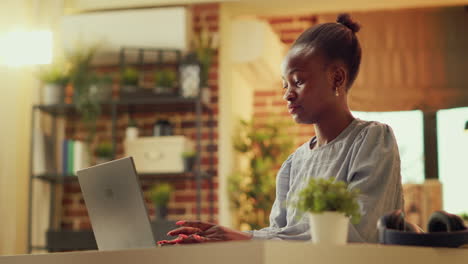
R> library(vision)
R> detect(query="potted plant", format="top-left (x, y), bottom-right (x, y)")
top-left (294, 178), bottom-right (361, 245)
top-left (182, 151), bottom-right (197, 172)
top-left (460, 212), bottom-right (468, 227)
top-left (38, 63), bottom-right (69, 105)
top-left (94, 141), bottom-right (113, 164)
top-left (153, 69), bottom-right (177, 95)
top-left (121, 67), bottom-right (139, 94)
top-left (149, 183), bottom-right (174, 219)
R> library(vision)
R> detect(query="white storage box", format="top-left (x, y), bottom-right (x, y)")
top-left (124, 136), bottom-right (194, 173)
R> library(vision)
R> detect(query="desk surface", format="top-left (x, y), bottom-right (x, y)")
top-left (2, 241), bottom-right (468, 264)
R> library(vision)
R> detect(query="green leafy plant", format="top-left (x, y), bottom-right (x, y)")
top-left (66, 43), bottom-right (101, 148)
top-left (154, 69), bottom-right (177, 88)
top-left (182, 151), bottom-right (196, 158)
top-left (38, 63), bottom-right (69, 86)
top-left (192, 24), bottom-right (218, 87)
top-left (294, 178), bottom-right (361, 224)
top-left (121, 67), bottom-right (139, 86)
top-left (228, 119), bottom-right (294, 230)
top-left (149, 183), bottom-right (174, 207)
top-left (94, 141), bottom-right (113, 159)
top-left (460, 212), bottom-right (468, 221)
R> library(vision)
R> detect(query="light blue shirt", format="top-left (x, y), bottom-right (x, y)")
top-left (246, 118), bottom-right (404, 243)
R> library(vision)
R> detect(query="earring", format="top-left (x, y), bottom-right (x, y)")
top-left (335, 88), bottom-right (339, 97)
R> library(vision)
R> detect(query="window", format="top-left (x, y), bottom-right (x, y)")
top-left (437, 107), bottom-right (468, 214)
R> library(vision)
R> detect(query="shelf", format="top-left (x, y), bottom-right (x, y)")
top-left (34, 96), bottom-right (211, 116)
top-left (34, 171), bottom-right (212, 184)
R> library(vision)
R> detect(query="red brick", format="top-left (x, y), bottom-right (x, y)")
top-left (201, 156), bottom-right (218, 166)
top-left (208, 25), bottom-right (219, 33)
top-left (280, 28), bottom-right (305, 35)
top-left (254, 102), bottom-right (267, 107)
top-left (281, 38), bottom-right (296, 45)
top-left (208, 71), bottom-right (218, 81)
top-left (205, 15), bottom-right (218, 22)
top-left (210, 96), bottom-right (218, 104)
top-left (272, 100), bottom-right (286, 107)
top-left (168, 208), bottom-right (186, 215)
top-left (298, 16), bottom-right (318, 24)
top-left (61, 222), bottom-right (73, 230)
top-left (173, 182), bottom-right (186, 190)
top-left (255, 91), bottom-right (276, 97)
top-left (62, 198), bottom-right (73, 205)
top-left (79, 221), bottom-right (92, 230)
top-left (268, 17), bottom-right (293, 24)
top-left (205, 193), bottom-right (218, 202)
top-left (193, 3), bottom-right (219, 12)
top-left (254, 112), bottom-right (271, 118)
top-left (191, 207), bottom-right (219, 215)
top-left (189, 181), bottom-right (218, 190)
top-left (65, 208), bottom-right (88, 217)
top-left (174, 194), bottom-right (196, 203)
top-left (64, 183), bottom-right (82, 193)
top-left (205, 144), bottom-right (217, 152)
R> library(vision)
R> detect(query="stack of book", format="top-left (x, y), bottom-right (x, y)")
top-left (61, 140), bottom-right (90, 175)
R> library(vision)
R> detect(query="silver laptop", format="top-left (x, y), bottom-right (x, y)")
top-left (77, 156), bottom-right (156, 251)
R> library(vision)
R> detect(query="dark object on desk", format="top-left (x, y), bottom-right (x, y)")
top-left (378, 210), bottom-right (468, 248)
top-left (46, 230), bottom-right (97, 252)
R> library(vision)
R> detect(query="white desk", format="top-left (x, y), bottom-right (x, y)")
top-left (1, 241), bottom-right (468, 264)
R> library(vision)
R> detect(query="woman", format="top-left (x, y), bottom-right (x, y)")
top-left (159, 13), bottom-right (403, 245)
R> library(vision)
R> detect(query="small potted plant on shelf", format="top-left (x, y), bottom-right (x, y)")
top-left (293, 178), bottom-right (361, 245)
top-left (121, 67), bottom-right (139, 94)
top-left (182, 151), bottom-right (197, 172)
top-left (460, 212), bottom-right (468, 227)
top-left (149, 183), bottom-right (174, 220)
top-left (94, 141), bottom-right (113, 165)
top-left (38, 63), bottom-right (69, 105)
top-left (153, 69), bottom-right (177, 95)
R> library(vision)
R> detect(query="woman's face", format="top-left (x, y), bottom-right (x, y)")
top-left (281, 46), bottom-right (338, 124)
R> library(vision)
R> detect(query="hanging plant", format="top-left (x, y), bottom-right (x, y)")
top-left (66, 43), bottom-right (102, 150)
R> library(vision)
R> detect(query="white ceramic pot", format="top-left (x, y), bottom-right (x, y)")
top-left (42, 83), bottom-right (64, 105)
top-left (125, 127), bottom-right (139, 140)
top-left (308, 212), bottom-right (349, 244)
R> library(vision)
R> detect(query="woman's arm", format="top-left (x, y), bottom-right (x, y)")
top-left (245, 154), bottom-right (294, 239)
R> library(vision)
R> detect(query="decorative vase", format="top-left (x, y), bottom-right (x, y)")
top-left (308, 212), bottom-right (349, 244)
top-left (42, 83), bottom-right (64, 105)
top-left (156, 205), bottom-right (168, 220)
top-left (125, 126), bottom-right (139, 140)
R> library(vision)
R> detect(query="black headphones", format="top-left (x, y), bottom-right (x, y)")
top-left (378, 210), bottom-right (468, 248)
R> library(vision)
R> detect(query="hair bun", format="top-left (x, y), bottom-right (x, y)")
top-left (337, 13), bottom-right (360, 33)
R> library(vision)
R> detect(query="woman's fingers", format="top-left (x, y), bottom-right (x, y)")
top-left (158, 234), bottom-right (222, 245)
top-left (176, 220), bottom-right (216, 231)
top-left (167, 226), bottom-right (202, 236)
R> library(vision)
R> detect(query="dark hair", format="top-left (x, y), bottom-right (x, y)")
top-left (293, 13), bottom-right (362, 90)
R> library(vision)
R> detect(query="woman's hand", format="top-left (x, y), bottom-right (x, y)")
top-left (157, 220), bottom-right (252, 245)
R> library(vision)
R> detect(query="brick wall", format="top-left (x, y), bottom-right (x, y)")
top-left (61, 3), bottom-right (220, 231)
top-left (253, 15), bottom-right (319, 146)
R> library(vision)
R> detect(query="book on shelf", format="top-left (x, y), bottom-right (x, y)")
top-left (61, 139), bottom-right (90, 176)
